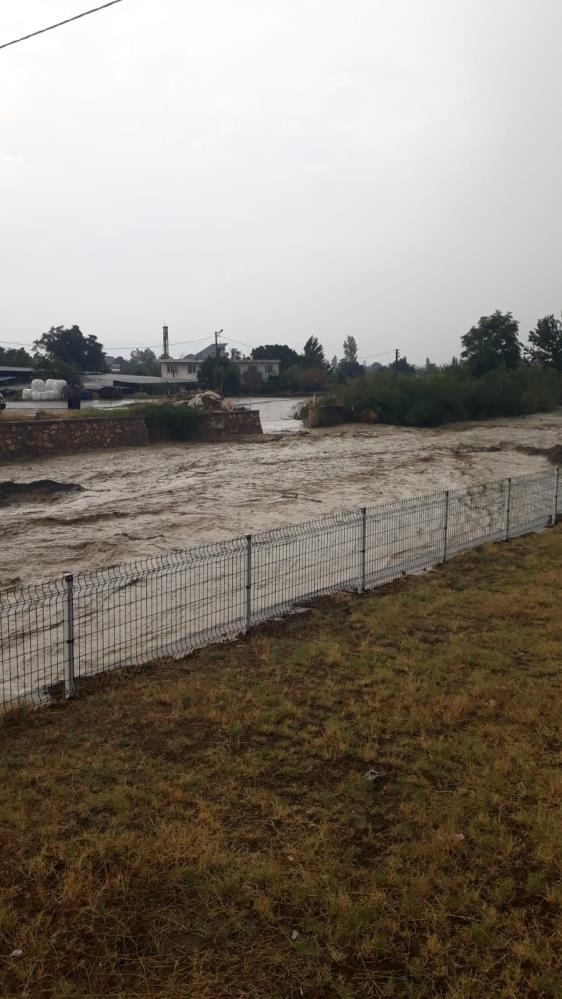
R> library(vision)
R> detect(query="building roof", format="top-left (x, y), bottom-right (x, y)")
top-left (0, 365), bottom-right (34, 374)
top-left (83, 373), bottom-right (167, 389)
top-left (169, 354), bottom-right (281, 365)
top-left (180, 343), bottom-right (227, 361)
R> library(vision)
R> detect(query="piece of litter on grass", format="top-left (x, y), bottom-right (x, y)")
top-left (10, 949), bottom-right (23, 958)
top-left (291, 930), bottom-right (300, 941)
top-left (364, 769), bottom-right (380, 782)
top-left (452, 833), bottom-right (465, 842)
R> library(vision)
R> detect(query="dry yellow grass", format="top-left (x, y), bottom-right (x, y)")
top-left (1, 529), bottom-right (561, 998)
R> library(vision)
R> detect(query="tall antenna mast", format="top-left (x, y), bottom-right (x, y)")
top-left (162, 325), bottom-right (170, 358)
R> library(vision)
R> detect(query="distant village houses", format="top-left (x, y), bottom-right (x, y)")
top-left (159, 328), bottom-right (280, 386)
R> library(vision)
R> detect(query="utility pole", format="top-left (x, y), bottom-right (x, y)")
top-left (214, 329), bottom-right (224, 357)
top-left (395, 348), bottom-right (400, 367)
top-left (162, 325), bottom-right (169, 358)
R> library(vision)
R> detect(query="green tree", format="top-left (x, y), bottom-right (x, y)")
top-left (280, 364), bottom-right (304, 392)
top-left (299, 367), bottom-right (329, 391)
top-left (526, 314), bottom-right (562, 370)
top-left (241, 368), bottom-right (265, 394)
top-left (251, 344), bottom-right (301, 368)
top-left (0, 346), bottom-right (33, 366)
top-left (390, 356), bottom-right (416, 374)
top-left (343, 335), bottom-right (358, 363)
top-left (198, 354), bottom-right (241, 394)
top-left (34, 325), bottom-right (106, 372)
top-left (303, 336), bottom-right (326, 368)
top-left (461, 311), bottom-right (521, 376)
top-left (33, 357), bottom-right (83, 386)
top-left (124, 347), bottom-right (160, 376)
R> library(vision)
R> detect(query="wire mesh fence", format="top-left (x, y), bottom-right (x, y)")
top-left (1, 467), bottom-right (560, 713)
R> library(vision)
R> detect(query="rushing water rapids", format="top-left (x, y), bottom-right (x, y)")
top-left (1, 403), bottom-right (561, 589)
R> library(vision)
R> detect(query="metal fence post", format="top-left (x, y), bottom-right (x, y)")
top-left (553, 467), bottom-right (560, 526)
top-left (245, 535), bottom-right (252, 633)
top-left (360, 507), bottom-right (367, 592)
top-left (63, 573), bottom-right (75, 700)
top-left (443, 490), bottom-right (450, 562)
top-left (505, 477), bottom-right (512, 540)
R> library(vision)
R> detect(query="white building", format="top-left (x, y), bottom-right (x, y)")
top-left (159, 328), bottom-right (280, 386)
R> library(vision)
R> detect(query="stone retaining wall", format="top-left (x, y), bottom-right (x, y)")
top-left (0, 418), bottom-right (149, 463)
top-left (197, 409), bottom-right (262, 439)
top-left (0, 409), bottom-right (262, 463)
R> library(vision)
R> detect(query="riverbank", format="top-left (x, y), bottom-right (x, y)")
top-left (2, 528), bottom-right (560, 997)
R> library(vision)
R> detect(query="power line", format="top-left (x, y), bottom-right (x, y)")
top-left (0, 334), bottom-right (217, 353)
top-left (0, 0), bottom-right (125, 52)
top-left (361, 348), bottom-right (396, 361)
top-left (105, 336), bottom-right (213, 352)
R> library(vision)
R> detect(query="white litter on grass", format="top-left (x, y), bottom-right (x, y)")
top-left (9, 949), bottom-right (23, 958)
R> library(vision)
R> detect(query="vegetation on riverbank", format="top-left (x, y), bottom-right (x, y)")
top-left (304, 364), bottom-right (562, 428)
top-left (129, 402), bottom-right (203, 441)
top-left (1, 528), bottom-right (560, 997)
top-left (1, 402), bottom-right (204, 440)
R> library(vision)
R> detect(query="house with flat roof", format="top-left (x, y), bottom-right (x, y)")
top-left (159, 328), bottom-right (280, 386)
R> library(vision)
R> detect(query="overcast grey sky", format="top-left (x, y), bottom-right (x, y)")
top-left (1, 0), bottom-right (561, 362)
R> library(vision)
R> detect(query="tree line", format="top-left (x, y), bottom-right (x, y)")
top-left (305, 311), bottom-right (562, 428)
top-left (1, 311), bottom-right (561, 403)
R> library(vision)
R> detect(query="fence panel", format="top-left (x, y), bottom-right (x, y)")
top-left (0, 469), bottom-right (559, 713)
top-left (508, 471), bottom-right (556, 537)
top-left (365, 492), bottom-right (446, 585)
top-left (446, 479), bottom-right (508, 557)
top-left (251, 510), bottom-right (362, 624)
top-left (0, 580), bottom-right (66, 709)
top-left (71, 539), bottom-right (248, 684)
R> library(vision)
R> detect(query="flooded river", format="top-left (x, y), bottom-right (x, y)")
top-left (1, 407), bottom-right (561, 589)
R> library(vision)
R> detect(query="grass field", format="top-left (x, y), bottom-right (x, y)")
top-left (1, 529), bottom-right (561, 998)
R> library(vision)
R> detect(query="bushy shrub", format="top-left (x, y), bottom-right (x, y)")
top-left (133, 403), bottom-right (203, 441)
top-left (310, 366), bottom-right (562, 428)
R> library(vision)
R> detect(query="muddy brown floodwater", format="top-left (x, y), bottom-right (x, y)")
top-left (1, 406), bottom-right (561, 589)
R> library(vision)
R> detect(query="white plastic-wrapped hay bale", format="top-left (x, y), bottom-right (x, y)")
top-left (31, 379), bottom-right (46, 394)
top-left (45, 379), bottom-right (67, 400)
top-left (22, 388), bottom-right (33, 401)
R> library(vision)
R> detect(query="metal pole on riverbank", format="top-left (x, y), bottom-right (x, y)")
top-left (245, 535), bottom-right (253, 633)
top-left (63, 574), bottom-right (76, 700)
top-left (505, 478), bottom-right (512, 540)
top-left (554, 467), bottom-right (560, 525)
top-left (360, 507), bottom-right (367, 592)
top-left (443, 490), bottom-right (450, 562)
